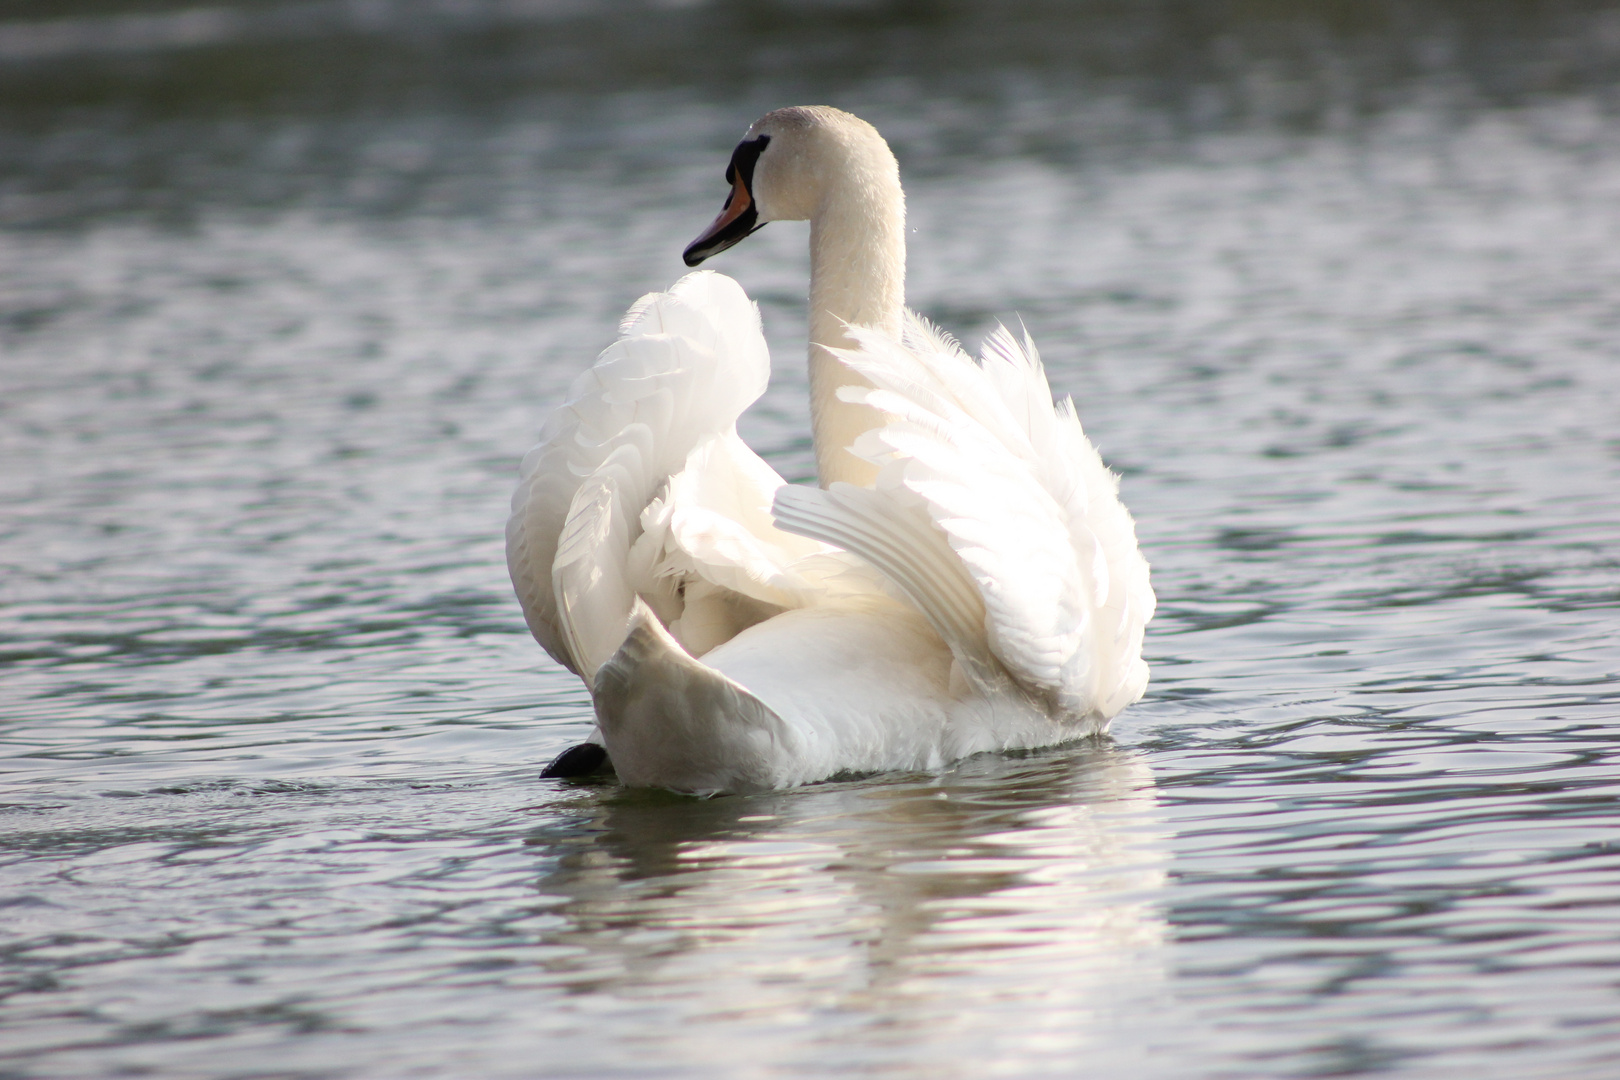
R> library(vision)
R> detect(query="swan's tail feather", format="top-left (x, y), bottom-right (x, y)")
top-left (592, 600), bottom-right (803, 794)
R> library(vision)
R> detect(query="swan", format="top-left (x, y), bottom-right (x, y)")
top-left (507, 106), bottom-right (1153, 794)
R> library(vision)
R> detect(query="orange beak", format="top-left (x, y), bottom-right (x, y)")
top-left (684, 172), bottom-right (759, 266)
top-left (683, 134), bottom-right (771, 266)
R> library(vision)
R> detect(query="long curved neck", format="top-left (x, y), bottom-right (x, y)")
top-left (808, 171), bottom-right (906, 489)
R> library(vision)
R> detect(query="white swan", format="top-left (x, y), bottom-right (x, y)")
top-left (507, 106), bottom-right (1153, 794)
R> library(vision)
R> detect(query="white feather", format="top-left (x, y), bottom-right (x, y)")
top-left (506, 271), bottom-right (776, 676)
top-left (506, 107), bottom-right (1153, 793)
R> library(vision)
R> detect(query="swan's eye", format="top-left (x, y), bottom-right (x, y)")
top-left (724, 135), bottom-right (771, 187)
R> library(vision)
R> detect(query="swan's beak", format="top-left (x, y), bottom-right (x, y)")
top-left (684, 134), bottom-right (771, 266)
top-left (683, 172), bottom-right (762, 266)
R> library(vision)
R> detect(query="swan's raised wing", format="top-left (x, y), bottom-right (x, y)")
top-left (507, 271), bottom-right (776, 679)
top-left (629, 430), bottom-right (830, 614)
top-left (772, 318), bottom-right (1153, 721)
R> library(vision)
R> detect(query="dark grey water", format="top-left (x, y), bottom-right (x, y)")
top-left (4, 2), bottom-right (1620, 1077)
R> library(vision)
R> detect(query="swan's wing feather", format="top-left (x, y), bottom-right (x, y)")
top-left (795, 319), bottom-right (1153, 720)
top-left (632, 432), bottom-right (831, 610)
top-left (551, 469), bottom-right (635, 683)
top-left (507, 271), bottom-right (772, 674)
top-left (772, 482), bottom-right (1005, 691)
top-left (980, 326), bottom-right (1154, 714)
top-left (870, 420), bottom-right (1092, 710)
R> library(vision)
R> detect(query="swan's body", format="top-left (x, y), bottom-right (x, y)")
top-left (508, 107), bottom-right (1153, 794)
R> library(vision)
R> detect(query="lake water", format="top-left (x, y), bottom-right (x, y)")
top-left (3, 2), bottom-right (1620, 1077)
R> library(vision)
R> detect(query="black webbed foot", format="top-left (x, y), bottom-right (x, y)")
top-left (540, 742), bottom-right (611, 779)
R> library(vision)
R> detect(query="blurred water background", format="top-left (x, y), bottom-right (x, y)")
top-left (3, 1), bottom-right (1620, 1076)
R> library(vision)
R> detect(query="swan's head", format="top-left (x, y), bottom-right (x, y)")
top-left (683, 106), bottom-right (899, 267)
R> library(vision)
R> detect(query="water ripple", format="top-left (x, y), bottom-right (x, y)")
top-left (4, 4), bottom-right (1620, 1077)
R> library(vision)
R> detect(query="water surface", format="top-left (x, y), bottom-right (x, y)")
top-left (3, 2), bottom-right (1620, 1077)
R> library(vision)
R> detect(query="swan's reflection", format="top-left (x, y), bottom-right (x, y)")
top-left (525, 742), bottom-right (1167, 1071)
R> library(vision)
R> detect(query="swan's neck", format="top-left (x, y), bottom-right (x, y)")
top-left (808, 173), bottom-right (905, 489)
